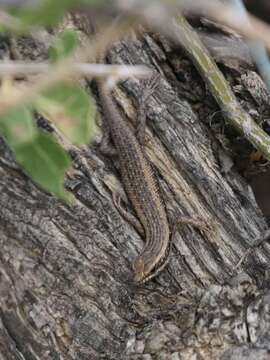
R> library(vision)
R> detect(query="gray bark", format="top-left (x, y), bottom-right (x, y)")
top-left (0, 16), bottom-right (270, 360)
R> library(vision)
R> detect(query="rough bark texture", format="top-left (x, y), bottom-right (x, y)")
top-left (1, 16), bottom-right (270, 360)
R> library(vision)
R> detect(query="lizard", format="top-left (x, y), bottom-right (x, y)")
top-left (98, 69), bottom-right (171, 283)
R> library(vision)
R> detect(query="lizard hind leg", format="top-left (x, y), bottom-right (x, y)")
top-left (171, 214), bottom-right (217, 244)
top-left (112, 192), bottom-right (144, 237)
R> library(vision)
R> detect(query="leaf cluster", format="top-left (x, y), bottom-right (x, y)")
top-left (0, 5), bottom-right (98, 201)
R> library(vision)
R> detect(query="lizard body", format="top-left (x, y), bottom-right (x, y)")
top-left (98, 81), bottom-right (170, 283)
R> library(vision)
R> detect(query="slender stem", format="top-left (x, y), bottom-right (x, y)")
top-left (0, 61), bottom-right (150, 78)
top-left (174, 15), bottom-right (270, 160)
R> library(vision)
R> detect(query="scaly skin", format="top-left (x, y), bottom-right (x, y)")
top-left (98, 82), bottom-right (170, 283)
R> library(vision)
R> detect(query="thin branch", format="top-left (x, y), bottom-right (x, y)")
top-left (0, 61), bottom-right (150, 78)
top-left (141, 8), bottom-right (270, 161)
top-left (172, 15), bottom-right (270, 161)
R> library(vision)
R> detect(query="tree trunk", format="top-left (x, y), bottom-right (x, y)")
top-left (0, 15), bottom-right (270, 360)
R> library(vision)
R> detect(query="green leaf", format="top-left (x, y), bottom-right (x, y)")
top-left (0, 106), bottom-right (72, 202)
top-left (2, 0), bottom-right (110, 33)
top-left (10, 0), bottom-right (74, 27)
top-left (49, 30), bottom-right (78, 63)
top-left (0, 106), bottom-right (36, 147)
top-left (16, 132), bottom-right (72, 202)
top-left (37, 82), bottom-right (96, 145)
top-left (79, 0), bottom-right (112, 8)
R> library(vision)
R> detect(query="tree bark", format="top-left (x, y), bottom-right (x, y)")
top-left (0, 15), bottom-right (270, 360)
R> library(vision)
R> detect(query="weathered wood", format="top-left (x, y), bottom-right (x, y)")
top-left (0, 16), bottom-right (270, 359)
